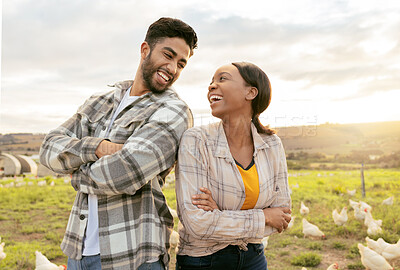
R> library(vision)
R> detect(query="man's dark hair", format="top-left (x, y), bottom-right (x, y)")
top-left (145, 17), bottom-right (198, 56)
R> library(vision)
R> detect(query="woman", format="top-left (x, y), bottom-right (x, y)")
top-left (175, 62), bottom-right (292, 270)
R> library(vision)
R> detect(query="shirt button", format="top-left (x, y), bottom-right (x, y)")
top-left (79, 214), bottom-right (86, 220)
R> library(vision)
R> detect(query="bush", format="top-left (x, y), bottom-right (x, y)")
top-left (347, 262), bottom-right (364, 269)
top-left (290, 252), bottom-right (321, 267)
top-left (308, 242), bottom-right (322, 250)
top-left (332, 242), bottom-right (346, 250)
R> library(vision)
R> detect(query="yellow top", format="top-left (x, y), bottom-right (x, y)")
top-left (236, 160), bottom-right (260, 210)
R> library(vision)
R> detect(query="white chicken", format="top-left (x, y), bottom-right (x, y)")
top-left (260, 236), bottom-right (269, 250)
top-left (302, 218), bottom-right (325, 239)
top-left (349, 199), bottom-right (360, 210)
top-left (0, 237), bottom-right (6, 261)
top-left (353, 205), bottom-right (366, 221)
top-left (35, 251), bottom-right (66, 270)
top-left (332, 207), bottom-right (348, 226)
top-left (287, 215), bottom-right (296, 229)
top-left (382, 196), bottom-right (394, 205)
top-left (366, 237), bottom-right (390, 254)
top-left (360, 201), bottom-right (372, 212)
top-left (381, 238), bottom-right (400, 263)
top-left (364, 211), bottom-right (382, 227)
top-left (169, 230), bottom-right (180, 251)
top-left (358, 243), bottom-right (393, 270)
top-left (327, 262), bottom-right (339, 270)
top-left (367, 221), bottom-right (383, 236)
top-left (347, 189), bottom-right (356, 196)
top-left (300, 201), bottom-right (309, 215)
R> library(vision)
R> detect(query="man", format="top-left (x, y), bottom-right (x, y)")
top-left (39, 17), bottom-right (197, 270)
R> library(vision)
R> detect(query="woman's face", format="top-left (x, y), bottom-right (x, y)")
top-left (207, 64), bottom-right (251, 119)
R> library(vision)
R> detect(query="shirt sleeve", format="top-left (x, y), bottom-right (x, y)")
top-left (175, 130), bottom-right (266, 242)
top-left (39, 106), bottom-right (104, 174)
top-left (269, 137), bottom-right (292, 209)
top-left (77, 102), bottom-right (192, 196)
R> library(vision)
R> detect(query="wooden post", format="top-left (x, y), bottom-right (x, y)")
top-left (361, 163), bottom-right (365, 198)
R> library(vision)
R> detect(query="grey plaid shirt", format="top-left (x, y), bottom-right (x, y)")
top-left (39, 80), bottom-right (193, 269)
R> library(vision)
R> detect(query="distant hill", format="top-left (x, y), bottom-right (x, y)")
top-left (277, 121), bottom-right (400, 155)
top-left (1, 121), bottom-right (399, 156)
top-left (0, 133), bottom-right (46, 155)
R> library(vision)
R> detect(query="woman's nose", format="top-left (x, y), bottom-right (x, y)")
top-left (208, 82), bottom-right (216, 91)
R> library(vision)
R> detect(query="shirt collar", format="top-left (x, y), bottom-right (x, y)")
top-left (214, 121), bottom-right (270, 159)
top-left (111, 80), bottom-right (176, 104)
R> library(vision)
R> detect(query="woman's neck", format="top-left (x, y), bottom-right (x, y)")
top-left (222, 115), bottom-right (253, 148)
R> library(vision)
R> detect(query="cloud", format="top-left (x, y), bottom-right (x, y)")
top-left (1, 1), bottom-right (400, 132)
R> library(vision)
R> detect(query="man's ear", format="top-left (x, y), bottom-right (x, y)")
top-left (245, 86), bottom-right (258, 101)
top-left (140, 42), bottom-right (151, 60)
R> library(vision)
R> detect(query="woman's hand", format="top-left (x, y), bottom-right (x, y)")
top-left (192, 187), bottom-right (220, 211)
top-left (263, 207), bottom-right (292, 233)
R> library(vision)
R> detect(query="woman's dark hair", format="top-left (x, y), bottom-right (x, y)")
top-left (232, 62), bottom-right (275, 135)
top-left (145, 17), bottom-right (198, 56)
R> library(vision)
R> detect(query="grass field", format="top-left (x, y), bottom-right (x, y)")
top-left (0, 169), bottom-right (399, 269)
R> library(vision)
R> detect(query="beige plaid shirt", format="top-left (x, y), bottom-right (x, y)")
top-left (40, 80), bottom-right (193, 269)
top-left (175, 122), bottom-right (291, 256)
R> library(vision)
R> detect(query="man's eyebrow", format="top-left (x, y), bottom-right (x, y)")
top-left (163, 47), bottom-right (187, 64)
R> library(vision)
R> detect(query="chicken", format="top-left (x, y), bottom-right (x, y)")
top-left (358, 243), bottom-right (393, 270)
top-left (169, 230), bottom-right (180, 251)
top-left (360, 201), bottom-right (372, 212)
top-left (364, 211), bottom-right (382, 227)
top-left (291, 183), bottom-right (299, 188)
top-left (332, 207), bottom-right (348, 226)
top-left (0, 237), bottom-right (6, 261)
top-left (261, 236), bottom-right (269, 249)
top-left (381, 238), bottom-right (400, 263)
top-left (347, 189), bottom-right (356, 196)
top-left (287, 215), bottom-right (296, 229)
top-left (367, 221), bottom-right (383, 236)
top-left (302, 218), bottom-right (325, 239)
top-left (37, 180), bottom-right (47, 186)
top-left (353, 205), bottom-right (366, 221)
top-left (349, 199), bottom-right (360, 210)
top-left (35, 251), bottom-right (66, 270)
top-left (300, 201), bottom-right (309, 215)
top-left (327, 262), bottom-right (339, 270)
top-left (382, 196), bottom-right (394, 205)
top-left (366, 236), bottom-right (389, 254)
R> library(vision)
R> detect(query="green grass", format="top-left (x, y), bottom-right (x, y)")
top-left (1, 169), bottom-right (400, 269)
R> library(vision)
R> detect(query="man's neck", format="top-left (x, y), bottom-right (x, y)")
top-left (130, 71), bottom-right (151, 96)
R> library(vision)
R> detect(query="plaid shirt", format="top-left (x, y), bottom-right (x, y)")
top-left (175, 122), bottom-right (291, 257)
top-left (39, 80), bottom-right (193, 269)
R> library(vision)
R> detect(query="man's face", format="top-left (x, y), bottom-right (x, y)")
top-left (142, 37), bottom-right (191, 93)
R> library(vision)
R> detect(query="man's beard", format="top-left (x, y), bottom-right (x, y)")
top-left (142, 52), bottom-right (175, 93)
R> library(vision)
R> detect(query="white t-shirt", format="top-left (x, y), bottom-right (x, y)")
top-left (83, 87), bottom-right (139, 256)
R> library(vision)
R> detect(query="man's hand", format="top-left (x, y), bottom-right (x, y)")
top-left (95, 140), bottom-right (124, 158)
top-left (192, 187), bottom-right (220, 211)
top-left (263, 207), bottom-right (292, 233)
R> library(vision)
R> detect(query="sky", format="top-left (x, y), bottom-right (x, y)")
top-left (1, 0), bottom-right (400, 133)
